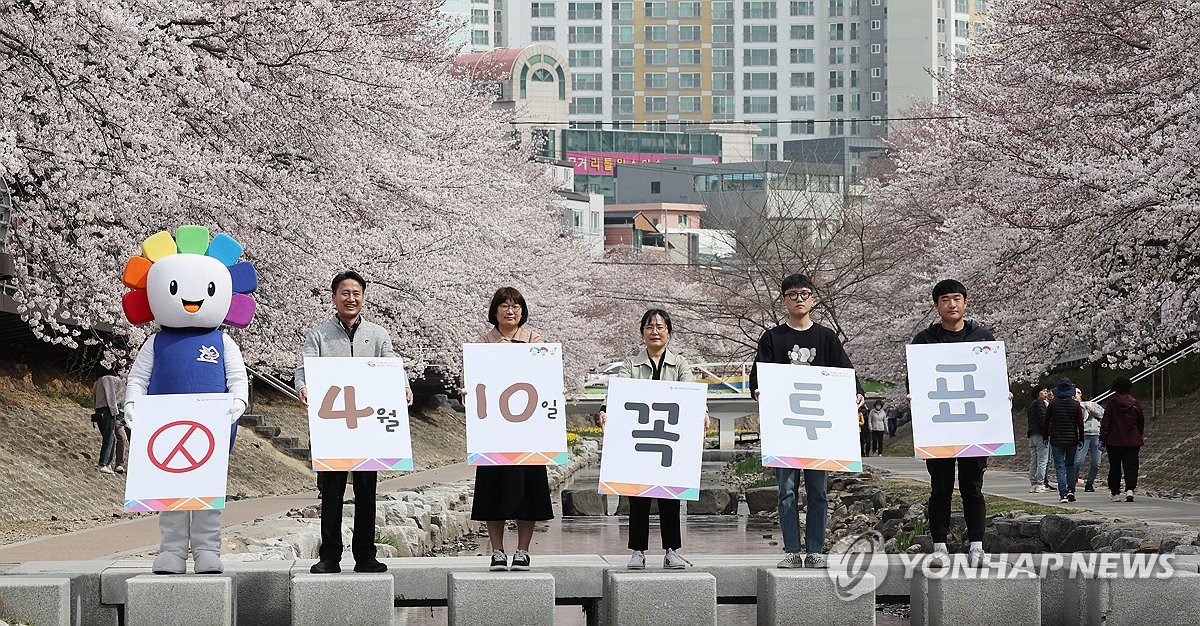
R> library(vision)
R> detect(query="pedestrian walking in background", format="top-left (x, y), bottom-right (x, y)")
top-left (1042, 378), bottom-right (1084, 503)
top-left (92, 373), bottom-right (124, 474)
top-left (868, 400), bottom-right (886, 456)
top-left (885, 405), bottom-right (899, 437)
top-left (859, 403), bottom-right (871, 456)
top-left (1025, 384), bottom-right (1052, 493)
top-left (1073, 388), bottom-right (1104, 493)
top-left (1101, 377), bottom-right (1145, 502)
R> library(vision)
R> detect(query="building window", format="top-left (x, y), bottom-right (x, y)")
top-left (871, 115), bottom-right (882, 126)
top-left (613, 2), bottom-right (634, 20)
top-left (611, 49), bottom-right (633, 68)
top-left (870, 19), bottom-right (881, 30)
top-left (713, 25), bottom-right (733, 43)
top-left (790, 120), bottom-right (816, 134)
top-left (790, 24), bottom-right (814, 40)
top-left (612, 73), bottom-right (634, 91)
top-left (712, 49), bottom-right (733, 67)
top-left (679, 25), bottom-right (701, 41)
top-left (871, 43), bottom-right (882, 53)
top-left (644, 97), bottom-right (667, 113)
top-left (743, 48), bottom-right (778, 66)
top-left (645, 1), bottom-right (666, 18)
top-left (679, 72), bottom-right (702, 88)
top-left (677, 214), bottom-right (688, 227)
top-left (713, 1), bottom-right (734, 18)
top-left (829, 119), bottom-right (845, 136)
top-left (829, 70), bottom-right (844, 88)
top-left (569, 26), bottom-right (603, 43)
top-left (712, 72), bottom-right (734, 90)
top-left (744, 1), bottom-right (777, 19)
top-left (679, 96), bottom-right (702, 112)
top-left (790, 1), bottom-right (814, 15)
top-left (870, 91), bottom-right (882, 102)
top-left (744, 25), bottom-right (777, 42)
top-left (955, 20), bottom-right (969, 38)
top-left (850, 69), bottom-right (859, 87)
top-left (790, 71), bottom-right (814, 87)
top-left (530, 26), bottom-right (556, 41)
top-left (828, 0), bottom-right (844, 17)
top-left (829, 23), bottom-right (844, 40)
top-left (679, 1), bottom-right (701, 18)
top-left (679, 49), bottom-right (701, 65)
top-left (850, 92), bottom-right (861, 111)
top-left (471, 9), bottom-right (488, 24)
top-left (614, 25), bottom-right (634, 44)
top-left (573, 73), bottom-right (602, 91)
top-left (613, 97), bottom-right (634, 115)
top-left (569, 49), bottom-right (603, 68)
top-left (645, 73), bottom-right (668, 89)
top-left (790, 48), bottom-right (814, 63)
top-left (531, 2), bottom-right (556, 18)
top-left (712, 96), bottom-right (735, 115)
top-left (828, 94), bottom-right (844, 112)
top-left (955, 0), bottom-right (969, 12)
top-left (645, 49), bottom-right (667, 66)
top-left (790, 94), bottom-right (815, 111)
top-left (570, 97), bottom-right (603, 114)
top-left (568, 2), bottom-right (602, 19)
top-left (850, 22), bottom-right (860, 39)
top-left (753, 143), bottom-right (778, 160)
top-left (870, 67), bottom-right (882, 78)
top-left (828, 46), bottom-right (845, 64)
top-left (743, 96), bottom-right (778, 113)
top-left (743, 72), bottom-right (778, 90)
top-left (644, 26), bottom-right (667, 42)
top-left (850, 46), bottom-right (860, 63)
top-left (471, 30), bottom-right (489, 45)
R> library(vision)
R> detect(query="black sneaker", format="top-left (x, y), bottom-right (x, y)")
top-left (489, 550), bottom-right (508, 571)
top-left (1084, 484), bottom-right (1095, 492)
top-left (511, 549), bottom-right (530, 571)
top-left (310, 560), bottom-right (341, 574)
top-left (354, 560), bottom-right (388, 573)
top-left (1067, 492), bottom-right (1076, 502)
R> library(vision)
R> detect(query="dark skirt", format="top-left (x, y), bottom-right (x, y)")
top-left (470, 465), bottom-right (554, 521)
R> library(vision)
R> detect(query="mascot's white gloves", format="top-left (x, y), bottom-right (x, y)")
top-left (122, 402), bottom-right (135, 428)
top-left (229, 398), bottom-right (247, 424)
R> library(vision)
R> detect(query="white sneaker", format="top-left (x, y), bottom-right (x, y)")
top-left (1028, 485), bottom-right (1040, 493)
top-left (1125, 490), bottom-right (1134, 502)
top-left (928, 549), bottom-right (950, 569)
top-left (663, 549), bottom-right (689, 570)
top-left (1037, 485), bottom-right (1054, 493)
top-left (627, 551), bottom-right (645, 570)
top-left (967, 547), bottom-right (987, 568)
top-left (1110, 493), bottom-right (1122, 502)
top-left (114, 465), bottom-right (125, 474)
top-left (98, 465), bottom-right (115, 475)
top-left (1059, 496), bottom-right (1069, 503)
top-left (777, 552), bottom-right (804, 568)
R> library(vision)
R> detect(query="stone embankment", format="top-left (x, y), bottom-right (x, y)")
top-left (742, 473), bottom-right (1200, 555)
top-left (220, 439), bottom-right (600, 561)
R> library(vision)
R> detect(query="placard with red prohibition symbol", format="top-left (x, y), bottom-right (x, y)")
top-left (598, 378), bottom-right (707, 500)
top-left (757, 363), bottom-right (863, 472)
top-left (906, 341), bottom-right (1015, 459)
top-left (304, 357), bottom-right (414, 472)
top-left (124, 393), bottom-right (233, 511)
top-left (463, 343), bottom-right (568, 465)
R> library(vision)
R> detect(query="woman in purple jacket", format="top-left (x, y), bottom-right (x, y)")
top-left (1100, 377), bottom-right (1145, 502)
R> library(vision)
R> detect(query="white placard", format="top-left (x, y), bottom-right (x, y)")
top-left (757, 363), bottom-right (863, 471)
top-left (304, 357), bottom-right (413, 471)
top-left (124, 393), bottom-right (232, 512)
top-left (598, 377), bottom-right (708, 500)
top-left (463, 343), bottom-right (568, 465)
top-left (906, 341), bottom-right (1015, 458)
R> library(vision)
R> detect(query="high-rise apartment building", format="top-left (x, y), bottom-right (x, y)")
top-left (464, 0), bottom-right (986, 162)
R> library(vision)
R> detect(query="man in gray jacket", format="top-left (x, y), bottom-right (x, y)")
top-left (294, 270), bottom-right (413, 574)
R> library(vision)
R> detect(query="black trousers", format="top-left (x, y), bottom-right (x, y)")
top-left (1107, 446), bottom-right (1140, 494)
top-left (627, 497), bottom-right (681, 551)
top-left (926, 457), bottom-right (986, 543)
top-left (317, 470), bottom-right (378, 564)
top-left (870, 431), bottom-right (885, 455)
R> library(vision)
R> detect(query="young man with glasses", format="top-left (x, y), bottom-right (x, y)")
top-left (749, 274), bottom-right (864, 569)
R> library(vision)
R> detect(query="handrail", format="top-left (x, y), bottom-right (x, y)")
top-left (247, 365), bottom-right (300, 402)
top-left (1091, 341), bottom-right (1200, 404)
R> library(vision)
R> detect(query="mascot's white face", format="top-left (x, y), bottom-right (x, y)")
top-left (146, 254), bottom-right (233, 328)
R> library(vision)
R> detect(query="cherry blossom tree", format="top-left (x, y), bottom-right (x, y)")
top-left (853, 0), bottom-right (1200, 383)
top-left (0, 0), bottom-right (612, 387)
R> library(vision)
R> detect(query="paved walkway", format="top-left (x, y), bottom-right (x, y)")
top-left (0, 463), bottom-right (475, 563)
top-left (864, 456), bottom-right (1200, 525)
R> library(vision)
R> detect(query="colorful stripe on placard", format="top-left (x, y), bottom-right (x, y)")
top-left (598, 481), bottom-right (700, 501)
top-left (762, 456), bottom-right (863, 472)
top-left (312, 458), bottom-right (414, 472)
top-left (913, 442), bottom-right (1016, 459)
top-left (468, 451), bottom-right (568, 466)
top-left (124, 496), bottom-right (226, 512)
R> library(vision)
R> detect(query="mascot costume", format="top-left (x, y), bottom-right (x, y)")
top-left (120, 225), bottom-right (257, 574)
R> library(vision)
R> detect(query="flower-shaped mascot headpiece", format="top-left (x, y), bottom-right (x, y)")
top-left (120, 225), bottom-right (257, 329)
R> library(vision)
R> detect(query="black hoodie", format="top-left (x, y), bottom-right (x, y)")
top-left (910, 320), bottom-right (996, 345)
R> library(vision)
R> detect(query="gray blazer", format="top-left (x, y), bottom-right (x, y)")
top-left (293, 316), bottom-right (409, 391)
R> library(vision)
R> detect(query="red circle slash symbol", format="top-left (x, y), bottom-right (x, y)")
top-left (148, 421), bottom-right (216, 473)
